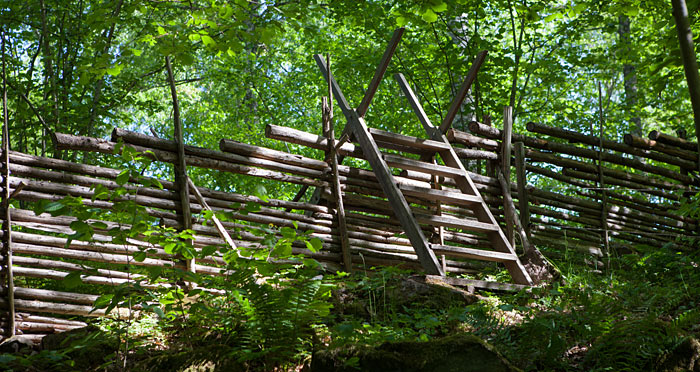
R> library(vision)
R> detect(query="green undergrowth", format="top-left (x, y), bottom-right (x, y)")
top-left (1, 151), bottom-right (699, 371)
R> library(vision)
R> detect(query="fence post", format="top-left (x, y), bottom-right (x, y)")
top-left (502, 106), bottom-right (515, 247)
top-left (1, 31), bottom-right (15, 337)
top-left (165, 56), bottom-right (195, 274)
top-left (514, 142), bottom-right (530, 240)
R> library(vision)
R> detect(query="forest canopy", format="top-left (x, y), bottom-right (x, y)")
top-left (2, 0), bottom-right (699, 196)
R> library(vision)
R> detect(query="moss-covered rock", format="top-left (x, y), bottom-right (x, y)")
top-left (311, 333), bottom-right (522, 372)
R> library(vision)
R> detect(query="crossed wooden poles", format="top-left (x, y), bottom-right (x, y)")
top-left (310, 28), bottom-right (532, 285)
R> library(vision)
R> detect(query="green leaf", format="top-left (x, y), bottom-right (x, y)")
top-left (64, 271), bottom-right (84, 289)
top-left (254, 184), bottom-right (268, 202)
top-left (431, 2), bottom-right (447, 12)
top-left (201, 35), bottom-right (216, 46)
top-left (131, 49), bottom-right (143, 56)
top-left (93, 294), bottom-right (114, 309)
top-left (116, 169), bottom-right (130, 185)
top-left (308, 237), bottom-right (323, 252)
top-left (422, 9), bottom-right (438, 23)
top-left (281, 226), bottom-right (296, 239)
top-left (106, 64), bottom-right (124, 76)
top-left (133, 251), bottom-right (147, 262)
top-left (396, 16), bottom-right (408, 27)
top-left (201, 245), bottom-right (218, 257)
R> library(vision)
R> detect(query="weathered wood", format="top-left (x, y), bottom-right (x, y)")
top-left (347, 114), bottom-right (443, 275)
top-left (165, 57), bottom-right (193, 266)
top-left (623, 133), bottom-right (697, 161)
top-left (14, 287), bottom-right (99, 306)
top-left (465, 123), bottom-right (696, 184)
top-left (369, 128), bottom-right (451, 152)
top-left (438, 51), bottom-right (488, 133)
top-left (447, 129), bottom-right (500, 151)
top-left (395, 71), bottom-right (532, 285)
top-left (514, 142), bottom-right (530, 238)
top-left (426, 275), bottom-right (528, 292)
top-left (54, 133), bottom-right (329, 188)
top-left (649, 130), bottom-right (698, 151)
top-left (356, 28), bottom-right (404, 118)
top-left (501, 107), bottom-right (515, 246)
top-left (324, 95), bottom-right (353, 272)
top-left (0, 296), bottom-right (129, 318)
top-left (384, 154), bottom-right (465, 179)
top-left (187, 176), bottom-right (238, 254)
top-left (398, 184), bottom-right (482, 207)
top-left (453, 147), bottom-right (499, 160)
top-left (415, 213), bottom-right (499, 233)
top-left (430, 245), bottom-right (516, 262)
top-left (526, 121), bottom-right (698, 170)
top-left (1, 53), bottom-right (14, 335)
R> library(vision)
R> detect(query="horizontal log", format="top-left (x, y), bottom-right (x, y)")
top-left (369, 128), bottom-right (451, 152)
top-left (648, 130), bottom-right (698, 152)
top-left (426, 275), bottom-right (529, 292)
top-left (16, 313), bottom-right (87, 327)
top-left (453, 147), bottom-right (499, 160)
top-left (447, 129), bottom-right (500, 151)
top-left (14, 287), bottom-right (99, 306)
top-left (10, 153), bottom-right (331, 214)
top-left (559, 168), bottom-right (680, 201)
top-left (265, 124), bottom-right (497, 187)
top-left (456, 127), bottom-right (693, 184)
top-left (53, 133), bottom-right (328, 188)
top-left (0, 297), bottom-right (130, 318)
top-left (524, 149), bottom-right (686, 193)
top-left (525, 122), bottom-right (698, 170)
top-left (624, 133), bottom-right (697, 161)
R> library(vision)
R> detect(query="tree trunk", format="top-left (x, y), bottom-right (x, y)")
top-left (671, 0), bottom-right (700, 163)
top-left (618, 15), bottom-right (642, 137)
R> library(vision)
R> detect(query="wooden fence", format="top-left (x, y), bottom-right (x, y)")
top-left (0, 115), bottom-right (698, 343)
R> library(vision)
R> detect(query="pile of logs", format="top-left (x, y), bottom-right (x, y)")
top-left (1, 117), bottom-right (697, 341)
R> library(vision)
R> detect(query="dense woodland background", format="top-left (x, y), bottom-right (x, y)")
top-left (2, 1), bottom-right (700, 371)
top-left (3, 0), bottom-right (698, 195)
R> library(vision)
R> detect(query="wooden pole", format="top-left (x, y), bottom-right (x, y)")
top-left (597, 82), bottom-right (610, 259)
top-left (325, 55), bottom-right (352, 272)
top-left (187, 176), bottom-right (238, 254)
top-left (502, 106), bottom-right (515, 246)
top-left (1, 30), bottom-right (15, 337)
top-left (165, 56), bottom-right (194, 273)
top-left (514, 142), bottom-right (530, 239)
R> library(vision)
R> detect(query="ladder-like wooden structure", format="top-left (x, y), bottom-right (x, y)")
top-left (314, 29), bottom-right (532, 285)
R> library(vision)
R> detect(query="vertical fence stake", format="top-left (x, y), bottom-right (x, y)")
top-left (1, 30), bottom-right (15, 337)
top-left (165, 56), bottom-right (195, 274)
top-left (324, 55), bottom-right (352, 273)
top-left (483, 115), bottom-right (495, 178)
top-left (514, 142), bottom-right (530, 242)
top-left (502, 106), bottom-right (515, 247)
top-left (596, 82), bottom-right (610, 262)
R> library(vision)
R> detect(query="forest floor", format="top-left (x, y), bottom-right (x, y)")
top-left (1, 242), bottom-right (699, 371)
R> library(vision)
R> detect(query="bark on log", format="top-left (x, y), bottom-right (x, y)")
top-left (525, 122), bottom-right (698, 170)
top-left (623, 133), bottom-right (698, 162)
top-left (649, 130), bottom-right (698, 152)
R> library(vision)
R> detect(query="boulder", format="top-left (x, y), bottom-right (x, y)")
top-left (311, 333), bottom-right (522, 372)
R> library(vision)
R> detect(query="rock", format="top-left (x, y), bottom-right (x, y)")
top-left (330, 275), bottom-right (477, 321)
top-left (311, 333), bottom-right (522, 372)
top-left (0, 335), bottom-right (38, 353)
top-left (657, 337), bottom-right (700, 372)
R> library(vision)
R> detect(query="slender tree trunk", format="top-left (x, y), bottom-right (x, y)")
top-left (618, 15), bottom-right (642, 136)
top-left (671, 0), bottom-right (700, 164)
